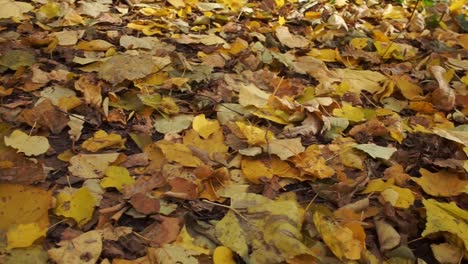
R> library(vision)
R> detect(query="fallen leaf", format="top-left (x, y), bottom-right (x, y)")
top-left (100, 166), bottom-right (135, 192)
top-left (275, 26), bottom-right (309, 49)
top-left (213, 246), bottom-right (236, 264)
top-left (19, 99), bottom-right (69, 134)
top-left (431, 243), bottom-right (463, 264)
top-left (412, 168), bottom-right (468, 197)
top-left (267, 138), bottom-right (305, 160)
top-left (0, 0), bottom-right (33, 19)
top-left (156, 141), bottom-right (203, 167)
top-left (241, 156), bottom-right (300, 183)
top-left (362, 179), bottom-right (415, 208)
top-left (147, 244), bottom-right (199, 264)
top-left (154, 115), bottom-right (193, 134)
top-left (48, 231), bottom-right (102, 264)
top-left (192, 114), bottom-right (220, 139)
top-left (68, 153), bottom-right (120, 179)
top-left (353, 143), bottom-right (397, 160)
top-left (290, 145), bottom-right (335, 179)
top-left (375, 219), bottom-right (400, 251)
top-left (6, 222), bottom-right (47, 249)
top-left (99, 54), bottom-right (155, 84)
top-left (422, 199), bottom-right (468, 253)
top-left (4, 130), bottom-right (50, 156)
top-left (236, 121), bottom-right (275, 145)
top-left (81, 130), bottom-right (125, 152)
top-left (54, 187), bottom-right (98, 227)
top-left (313, 206), bottom-right (363, 260)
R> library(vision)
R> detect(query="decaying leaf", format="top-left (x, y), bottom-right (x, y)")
top-left (48, 231), bottom-right (102, 264)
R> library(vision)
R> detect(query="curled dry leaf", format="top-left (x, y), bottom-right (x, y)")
top-left (430, 66), bottom-right (455, 111)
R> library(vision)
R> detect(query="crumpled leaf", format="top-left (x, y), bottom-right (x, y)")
top-left (4, 130), bottom-right (50, 156)
top-left (313, 206), bottom-right (363, 260)
top-left (192, 114), bottom-right (220, 139)
top-left (375, 219), bottom-right (401, 251)
top-left (99, 54), bottom-right (155, 84)
top-left (54, 186), bottom-right (98, 227)
top-left (353, 143), bottom-right (397, 160)
top-left (215, 193), bottom-right (310, 263)
top-left (100, 166), bottom-right (135, 192)
top-left (412, 168), bottom-right (468, 197)
top-left (275, 26), bottom-right (309, 49)
top-left (68, 153), bottom-right (120, 179)
top-left (422, 199), bottom-right (468, 253)
top-left (81, 130), bottom-right (125, 152)
top-left (290, 145), bottom-right (335, 179)
top-left (48, 231), bottom-right (102, 264)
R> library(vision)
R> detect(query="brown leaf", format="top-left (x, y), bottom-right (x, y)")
top-left (74, 74), bottom-right (103, 107)
top-left (129, 193), bottom-right (160, 215)
top-left (142, 216), bottom-right (182, 247)
top-left (19, 99), bottom-right (69, 134)
top-left (0, 149), bottom-right (45, 185)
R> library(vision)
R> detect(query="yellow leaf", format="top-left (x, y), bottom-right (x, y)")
top-left (412, 169), bottom-right (468, 197)
top-left (100, 166), bottom-right (135, 192)
top-left (7, 222), bottom-right (47, 249)
top-left (75, 39), bottom-right (114, 51)
top-left (4, 129), bottom-right (50, 156)
top-left (349, 37), bottom-right (369, 49)
top-left (394, 75), bottom-right (424, 100)
top-left (68, 153), bottom-right (120, 179)
top-left (183, 129), bottom-right (228, 158)
top-left (217, 0), bottom-right (247, 12)
top-left (192, 114), bottom-right (220, 139)
top-left (374, 41), bottom-right (418, 60)
top-left (267, 138), bottom-right (305, 160)
top-left (422, 199), bottom-right (468, 252)
top-left (81, 130), bottom-right (125, 152)
top-left (0, 184), bottom-right (51, 230)
top-left (156, 140), bottom-right (203, 167)
top-left (291, 145), bottom-right (335, 179)
top-left (333, 103), bottom-right (366, 122)
top-left (213, 246), bottom-right (236, 264)
top-left (236, 121), bottom-right (275, 145)
top-left (54, 187), bottom-right (97, 227)
top-left (362, 179), bottom-right (414, 208)
top-left (313, 206), bottom-right (363, 260)
top-left (48, 231), bottom-right (102, 264)
top-left (229, 37), bottom-right (249, 55)
top-left (241, 157), bottom-right (300, 184)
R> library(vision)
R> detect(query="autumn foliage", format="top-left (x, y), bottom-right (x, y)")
top-left (0, 0), bottom-right (467, 263)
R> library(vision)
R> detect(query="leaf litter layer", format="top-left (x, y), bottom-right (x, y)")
top-left (0, 0), bottom-right (467, 263)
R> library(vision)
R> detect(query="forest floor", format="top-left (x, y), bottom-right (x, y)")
top-left (0, 0), bottom-right (467, 263)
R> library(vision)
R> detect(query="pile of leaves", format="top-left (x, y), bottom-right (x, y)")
top-left (0, 0), bottom-right (467, 263)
